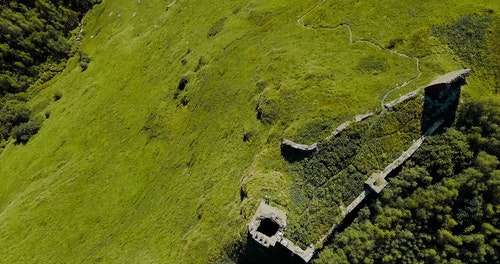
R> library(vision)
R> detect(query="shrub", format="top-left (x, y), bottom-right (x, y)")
top-left (179, 95), bottom-right (189, 106)
top-left (177, 77), bottom-right (189, 91)
top-left (11, 116), bottom-right (43, 144)
top-left (79, 52), bottom-right (91, 72)
top-left (208, 17), bottom-right (227, 37)
top-left (0, 99), bottom-right (31, 140)
top-left (243, 130), bottom-right (253, 142)
top-left (53, 92), bottom-right (62, 101)
top-left (0, 1), bottom-right (100, 94)
top-left (80, 61), bottom-right (89, 71)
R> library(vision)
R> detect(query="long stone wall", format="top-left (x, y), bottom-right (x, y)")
top-left (384, 89), bottom-right (420, 111)
top-left (326, 112), bottom-right (374, 140)
top-left (281, 139), bottom-right (318, 152)
top-left (347, 135), bottom-right (425, 215)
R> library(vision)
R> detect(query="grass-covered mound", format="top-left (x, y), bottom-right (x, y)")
top-left (0, 0), bottom-right (498, 263)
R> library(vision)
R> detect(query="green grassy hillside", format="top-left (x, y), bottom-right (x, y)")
top-left (0, 0), bottom-right (498, 263)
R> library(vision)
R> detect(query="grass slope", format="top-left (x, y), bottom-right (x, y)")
top-left (0, 0), bottom-right (498, 263)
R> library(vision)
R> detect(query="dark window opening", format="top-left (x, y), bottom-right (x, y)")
top-left (257, 218), bottom-right (280, 237)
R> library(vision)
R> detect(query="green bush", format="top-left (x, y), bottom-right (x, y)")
top-left (79, 52), bottom-right (91, 72)
top-left (80, 61), bottom-right (89, 71)
top-left (53, 91), bottom-right (63, 101)
top-left (0, 98), bottom-right (31, 140)
top-left (11, 116), bottom-right (43, 144)
top-left (207, 17), bottom-right (227, 37)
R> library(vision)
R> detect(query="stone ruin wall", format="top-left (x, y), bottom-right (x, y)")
top-left (246, 69), bottom-right (472, 263)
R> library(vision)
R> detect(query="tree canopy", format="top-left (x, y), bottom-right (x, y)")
top-left (0, 0), bottom-right (101, 94)
top-left (0, 0), bottom-right (99, 144)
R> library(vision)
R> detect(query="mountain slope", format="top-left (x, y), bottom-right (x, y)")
top-left (0, 0), bottom-right (498, 263)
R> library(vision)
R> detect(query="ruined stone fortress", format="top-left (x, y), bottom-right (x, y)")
top-left (246, 69), bottom-right (472, 263)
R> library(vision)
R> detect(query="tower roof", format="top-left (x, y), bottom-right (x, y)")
top-left (426, 69), bottom-right (472, 87)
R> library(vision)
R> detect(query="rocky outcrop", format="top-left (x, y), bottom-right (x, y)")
top-left (326, 121), bottom-right (351, 139)
top-left (166, 1), bottom-right (176, 10)
top-left (426, 69), bottom-right (472, 88)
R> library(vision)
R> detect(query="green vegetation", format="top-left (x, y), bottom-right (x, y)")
top-left (286, 98), bottom-right (422, 247)
top-left (11, 115), bottom-right (43, 144)
top-left (315, 99), bottom-right (500, 263)
top-left (0, 0), bottom-right (101, 94)
top-left (0, 94), bottom-right (41, 144)
top-left (433, 14), bottom-right (492, 67)
top-left (433, 13), bottom-right (500, 93)
top-left (0, 0), bottom-right (498, 263)
top-left (356, 55), bottom-right (389, 75)
top-left (208, 17), bottom-right (227, 38)
top-left (0, 0), bottom-right (101, 144)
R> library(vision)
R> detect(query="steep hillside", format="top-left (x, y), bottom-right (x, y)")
top-left (0, 0), bottom-right (498, 263)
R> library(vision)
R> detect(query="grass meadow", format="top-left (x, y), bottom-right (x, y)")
top-left (0, 0), bottom-right (498, 263)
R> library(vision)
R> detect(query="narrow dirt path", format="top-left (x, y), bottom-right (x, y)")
top-left (297, 0), bottom-right (422, 110)
top-left (293, 1), bottom-right (426, 258)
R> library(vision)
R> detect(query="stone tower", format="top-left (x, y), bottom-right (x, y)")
top-left (421, 69), bottom-right (472, 133)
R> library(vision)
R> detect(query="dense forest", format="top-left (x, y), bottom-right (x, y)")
top-left (0, 0), bottom-right (100, 144)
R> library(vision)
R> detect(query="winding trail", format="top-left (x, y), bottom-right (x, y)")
top-left (293, 0), bottom-right (426, 258)
top-left (297, 0), bottom-right (422, 110)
